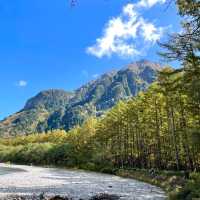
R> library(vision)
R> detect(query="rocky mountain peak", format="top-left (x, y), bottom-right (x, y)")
top-left (0, 60), bottom-right (164, 137)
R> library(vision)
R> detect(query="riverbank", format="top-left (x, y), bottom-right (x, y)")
top-left (116, 169), bottom-right (200, 200)
top-left (116, 169), bottom-right (185, 199)
top-left (0, 163), bottom-right (166, 200)
top-left (76, 165), bottom-right (200, 200)
top-left (1, 163), bottom-right (200, 200)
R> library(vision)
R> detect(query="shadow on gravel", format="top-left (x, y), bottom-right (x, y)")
top-left (0, 167), bottom-right (26, 175)
top-left (0, 193), bottom-right (120, 200)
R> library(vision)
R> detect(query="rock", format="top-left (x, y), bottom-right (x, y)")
top-left (39, 193), bottom-right (45, 200)
top-left (89, 193), bottom-right (120, 200)
top-left (0, 195), bottom-right (72, 200)
top-left (48, 196), bottom-right (71, 200)
top-left (168, 176), bottom-right (185, 187)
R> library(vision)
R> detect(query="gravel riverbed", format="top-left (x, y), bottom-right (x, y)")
top-left (0, 164), bottom-right (166, 200)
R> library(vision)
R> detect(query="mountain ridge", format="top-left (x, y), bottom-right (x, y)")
top-left (0, 60), bottom-right (163, 137)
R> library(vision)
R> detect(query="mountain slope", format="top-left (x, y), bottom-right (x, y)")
top-left (0, 60), bottom-right (163, 137)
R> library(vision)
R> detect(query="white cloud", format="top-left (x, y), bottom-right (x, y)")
top-left (87, 0), bottom-right (166, 58)
top-left (17, 80), bottom-right (27, 87)
top-left (136, 0), bottom-right (166, 8)
top-left (140, 19), bottom-right (164, 42)
top-left (92, 74), bottom-right (99, 79)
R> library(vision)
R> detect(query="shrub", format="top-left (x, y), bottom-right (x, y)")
top-left (169, 173), bottom-right (200, 200)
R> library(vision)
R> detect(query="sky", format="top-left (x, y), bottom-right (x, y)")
top-left (0, 0), bottom-right (181, 120)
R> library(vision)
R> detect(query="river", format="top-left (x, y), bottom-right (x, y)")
top-left (0, 164), bottom-right (166, 200)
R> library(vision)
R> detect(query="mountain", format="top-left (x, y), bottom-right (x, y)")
top-left (0, 60), bottom-right (163, 137)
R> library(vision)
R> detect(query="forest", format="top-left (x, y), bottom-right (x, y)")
top-left (1, 69), bottom-right (200, 171)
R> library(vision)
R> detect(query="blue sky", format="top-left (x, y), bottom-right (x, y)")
top-left (0, 0), bottom-right (181, 120)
